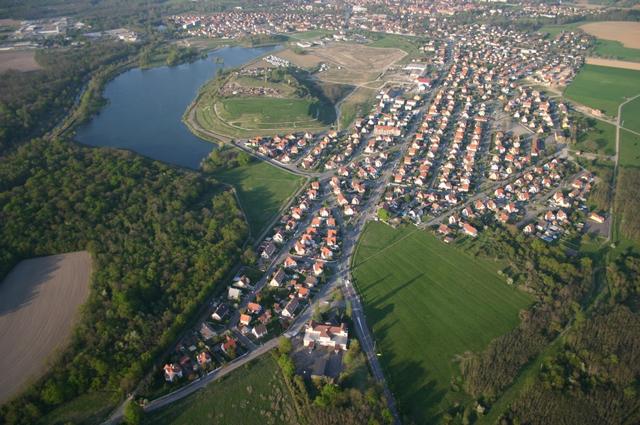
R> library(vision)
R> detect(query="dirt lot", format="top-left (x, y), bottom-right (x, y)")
top-left (0, 251), bottom-right (92, 404)
top-left (585, 57), bottom-right (640, 71)
top-left (580, 21), bottom-right (640, 49)
top-left (0, 50), bottom-right (42, 73)
top-left (279, 43), bottom-right (406, 84)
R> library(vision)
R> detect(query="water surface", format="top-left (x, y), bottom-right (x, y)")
top-left (76, 45), bottom-right (279, 169)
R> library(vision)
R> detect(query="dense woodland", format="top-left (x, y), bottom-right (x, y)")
top-left (0, 139), bottom-right (248, 424)
top-left (500, 255), bottom-right (640, 425)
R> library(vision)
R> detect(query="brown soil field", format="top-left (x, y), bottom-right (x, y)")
top-left (0, 251), bottom-right (91, 404)
top-left (580, 21), bottom-right (640, 49)
top-left (0, 19), bottom-right (21, 28)
top-left (586, 57), bottom-right (640, 71)
top-left (0, 50), bottom-right (42, 73)
top-left (277, 43), bottom-right (406, 84)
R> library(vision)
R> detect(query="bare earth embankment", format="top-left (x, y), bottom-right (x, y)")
top-left (580, 21), bottom-right (640, 49)
top-left (0, 251), bottom-right (91, 404)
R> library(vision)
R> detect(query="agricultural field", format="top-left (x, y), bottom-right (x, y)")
top-left (212, 159), bottom-right (304, 235)
top-left (564, 64), bottom-right (640, 116)
top-left (0, 251), bottom-right (91, 404)
top-left (622, 96), bottom-right (640, 133)
top-left (591, 39), bottom-right (640, 63)
top-left (0, 50), bottom-right (42, 73)
top-left (351, 223), bottom-right (533, 424)
top-left (585, 57), bottom-right (640, 71)
top-left (145, 354), bottom-right (298, 425)
top-left (580, 21), bottom-right (640, 49)
top-left (619, 129), bottom-right (640, 168)
top-left (573, 119), bottom-right (616, 155)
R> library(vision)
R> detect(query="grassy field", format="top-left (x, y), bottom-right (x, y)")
top-left (39, 391), bottom-right (118, 425)
top-left (538, 23), bottom-right (582, 38)
top-left (574, 119), bottom-right (616, 155)
top-left (619, 129), bottom-right (640, 168)
top-left (564, 64), bottom-right (640, 116)
top-left (217, 97), bottom-right (332, 129)
top-left (351, 223), bottom-right (533, 424)
top-left (338, 86), bottom-right (376, 130)
top-left (622, 96), bottom-right (640, 133)
top-left (368, 33), bottom-right (422, 58)
top-left (593, 39), bottom-right (640, 62)
top-left (289, 29), bottom-right (334, 40)
top-left (145, 354), bottom-right (298, 425)
top-left (213, 159), bottom-right (304, 235)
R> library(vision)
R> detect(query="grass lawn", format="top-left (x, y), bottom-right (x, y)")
top-left (538, 23), bottom-right (582, 38)
top-left (574, 119), bottom-right (616, 155)
top-left (619, 129), bottom-right (640, 168)
top-left (564, 65), bottom-right (640, 116)
top-left (593, 39), bottom-right (640, 63)
top-left (368, 33), bottom-right (421, 58)
top-left (218, 97), bottom-right (332, 128)
top-left (339, 87), bottom-right (376, 130)
top-left (213, 158), bottom-right (304, 235)
top-left (622, 96), bottom-right (640, 134)
top-left (351, 223), bottom-right (533, 424)
top-left (39, 391), bottom-right (118, 425)
top-left (145, 354), bottom-right (298, 425)
top-left (289, 29), bottom-right (334, 40)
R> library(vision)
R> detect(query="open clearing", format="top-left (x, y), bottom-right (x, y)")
top-left (564, 64), bottom-right (640, 116)
top-left (573, 119), bottom-right (616, 156)
top-left (580, 21), bottom-right (640, 49)
top-left (352, 223), bottom-right (533, 424)
top-left (0, 50), bottom-right (42, 73)
top-left (279, 43), bottom-right (406, 84)
top-left (619, 129), bottom-right (640, 168)
top-left (0, 251), bottom-right (91, 404)
top-left (586, 57), bottom-right (640, 70)
top-left (213, 159), bottom-right (304, 235)
top-left (622, 96), bottom-right (640, 134)
top-left (146, 354), bottom-right (297, 425)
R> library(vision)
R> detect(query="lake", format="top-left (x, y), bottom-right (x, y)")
top-left (75, 45), bottom-right (279, 169)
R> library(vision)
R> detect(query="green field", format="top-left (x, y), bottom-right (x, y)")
top-left (213, 159), bottom-right (304, 235)
top-left (146, 354), bottom-right (298, 425)
top-left (593, 39), bottom-right (640, 63)
top-left (538, 23), bottom-right (582, 38)
top-left (289, 29), bottom-right (334, 40)
top-left (622, 96), bottom-right (640, 134)
top-left (217, 97), bottom-right (332, 129)
top-left (368, 33), bottom-right (421, 58)
top-left (574, 119), bottom-right (616, 155)
top-left (619, 129), bottom-right (640, 168)
top-left (564, 65), bottom-right (640, 116)
top-left (351, 223), bottom-right (533, 424)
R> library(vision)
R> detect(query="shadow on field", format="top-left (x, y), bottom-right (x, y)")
top-left (0, 256), bottom-right (62, 316)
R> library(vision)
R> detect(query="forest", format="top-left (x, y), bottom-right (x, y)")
top-left (0, 138), bottom-right (248, 424)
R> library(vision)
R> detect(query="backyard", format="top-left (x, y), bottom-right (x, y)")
top-left (351, 223), bottom-right (533, 424)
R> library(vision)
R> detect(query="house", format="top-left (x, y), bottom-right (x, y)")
top-left (320, 246), bottom-right (333, 260)
top-left (273, 230), bottom-right (285, 244)
top-left (234, 275), bottom-right (251, 288)
top-left (282, 297), bottom-right (299, 318)
top-left (252, 324), bottom-right (268, 339)
top-left (303, 321), bottom-right (348, 351)
top-left (247, 302), bottom-right (262, 315)
top-left (313, 261), bottom-right (324, 276)
top-left (197, 351), bottom-right (212, 366)
top-left (163, 363), bottom-right (183, 382)
top-left (270, 268), bottom-right (286, 287)
top-left (438, 224), bottom-right (450, 235)
top-left (221, 335), bottom-right (237, 356)
top-left (284, 256), bottom-right (298, 269)
top-left (212, 303), bottom-right (229, 321)
top-left (589, 212), bottom-right (605, 223)
top-left (199, 322), bottom-right (217, 340)
top-left (462, 223), bottom-right (478, 237)
top-left (228, 287), bottom-right (242, 301)
top-left (294, 241), bottom-right (306, 256)
top-left (261, 242), bottom-right (277, 259)
top-left (239, 314), bottom-right (252, 326)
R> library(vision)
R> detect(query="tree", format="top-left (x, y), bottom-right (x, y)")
top-left (237, 151), bottom-right (252, 166)
top-left (377, 208), bottom-right (390, 222)
top-left (123, 400), bottom-right (144, 425)
top-left (278, 336), bottom-right (292, 354)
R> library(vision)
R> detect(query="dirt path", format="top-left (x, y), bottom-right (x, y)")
top-left (0, 251), bottom-right (92, 404)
